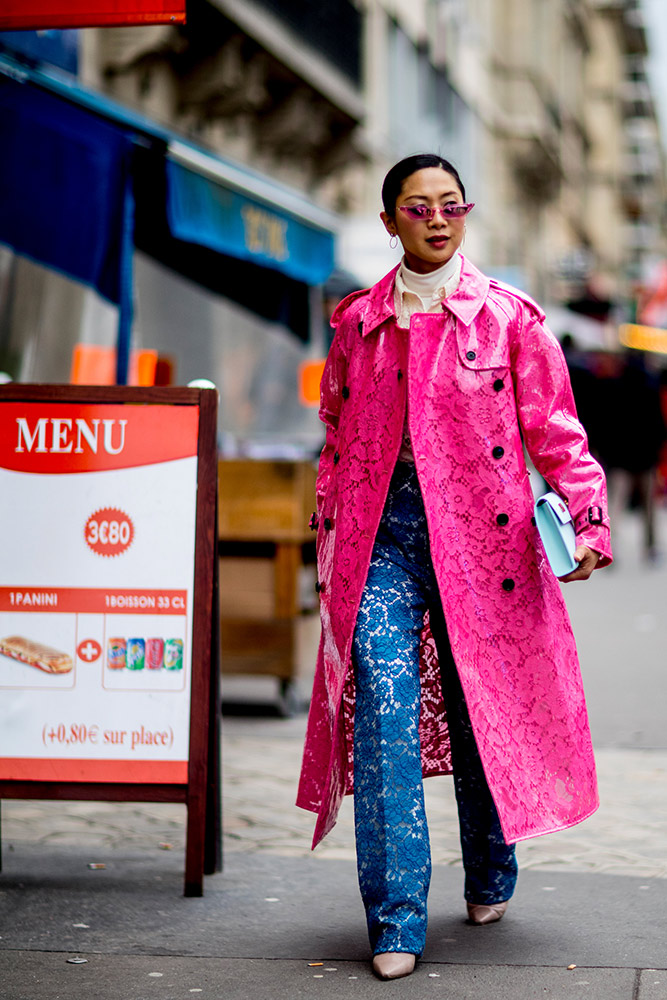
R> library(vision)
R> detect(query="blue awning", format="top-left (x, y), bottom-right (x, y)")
top-left (0, 67), bottom-right (135, 382)
top-left (0, 72), bottom-right (134, 306)
top-left (0, 52), bottom-right (336, 292)
top-left (0, 51), bottom-right (338, 379)
top-left (166, 157), bottom-right (334, 286)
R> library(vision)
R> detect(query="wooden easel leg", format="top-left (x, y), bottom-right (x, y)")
top-left (183, 393), bottom-right (217, 896)
top-left (184, 785), bottom-right (206, 897)
top-left (205, 539), bottom-right (222, 876)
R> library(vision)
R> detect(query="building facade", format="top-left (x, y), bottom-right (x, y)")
top-left (1, 0), bottom-right (665, 434)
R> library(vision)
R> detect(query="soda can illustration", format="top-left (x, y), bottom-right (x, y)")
top-left (107, 637), bottom-right (126, 670)
top-left (126, 638), bottom-right (145, 670)
top-left (163, 638), bottom-right (183, 671)
top-left (146, 638), bottom-right (164, 670)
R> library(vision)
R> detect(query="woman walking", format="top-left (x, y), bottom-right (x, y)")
top-left (297, 154), bottom-right (612, 980)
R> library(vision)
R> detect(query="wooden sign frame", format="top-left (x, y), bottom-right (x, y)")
top-left (0, 385), bottom-right (220, 896)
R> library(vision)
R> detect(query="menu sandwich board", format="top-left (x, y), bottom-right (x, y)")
top-left (0, 385), bottom-right (219, 895)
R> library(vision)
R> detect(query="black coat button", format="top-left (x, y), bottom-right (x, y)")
top-left (493, 379), bottom-right (504, 392)
top-left (323, 517), bottom-right (332, 530)
top-left (397, 369), bottom-right (403, 380)
top-left (531, 516), bottom-right (536, 526)
top-left (492, 446), bottom-right (504, 459)
top-left (496, 513), bottom-right (509, 526)
top-left (466, 350), bottom-right (476, 361)
top-left (502, 578), bottom-right (515, 592)
top-left (333, 452), bottom-right (340, 464)
top-left (357, 321), bottom-right (363, 334)
top-left (315, 581), bottom-right (323, 593)
top-left (342, 386), bottom-right (350, 399)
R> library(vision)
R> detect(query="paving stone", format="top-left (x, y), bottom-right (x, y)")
top-left (638, 969), bottom-right (667, 999)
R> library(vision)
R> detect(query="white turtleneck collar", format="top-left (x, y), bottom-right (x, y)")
top-left (394, 253), bottom-right (462, 327)
top-left (398, 252), bottom-right (461, 305)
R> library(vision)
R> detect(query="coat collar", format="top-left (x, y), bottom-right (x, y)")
top-left (360, 255), bottom-right (491, 335)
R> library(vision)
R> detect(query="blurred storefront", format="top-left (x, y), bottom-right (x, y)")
top-left (0, 37), bottom-right (337, 456)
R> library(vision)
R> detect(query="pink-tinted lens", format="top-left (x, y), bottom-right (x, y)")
top-left (399, 202), bottom-right (474, 221)
top-left (400, 205), bottom-right (433, 220)
top-left (441, 203), bottom-right (475, 217)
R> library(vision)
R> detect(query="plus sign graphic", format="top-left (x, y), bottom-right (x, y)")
top-left (77, 639), bottom-right (102, 663)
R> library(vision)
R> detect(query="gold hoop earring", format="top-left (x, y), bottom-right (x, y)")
top-left (389, 234), bottom-right (398, 250)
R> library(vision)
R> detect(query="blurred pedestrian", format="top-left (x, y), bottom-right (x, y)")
top-left (598, 351), bottom-right (666, 563)
top-left (559, 333), bottom-right (600, 454)
top-left (297, 154), bottom-right (612, 980)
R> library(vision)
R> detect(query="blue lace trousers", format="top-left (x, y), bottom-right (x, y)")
top-left (352, 462), bottom-right (518, 956)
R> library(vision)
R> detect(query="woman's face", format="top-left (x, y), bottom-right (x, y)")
top-left (381, 167), bottom-right (467, 274)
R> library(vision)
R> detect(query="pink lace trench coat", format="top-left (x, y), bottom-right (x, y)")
top-left (297, 256), bottom-right (612, 849)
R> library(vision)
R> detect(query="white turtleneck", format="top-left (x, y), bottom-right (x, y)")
top-left (394, 252), bottom-right (463, 462)
top-left (394, 252), bottom-right (462, 327)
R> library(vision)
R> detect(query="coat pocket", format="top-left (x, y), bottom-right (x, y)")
top-left (456, 322), bottom-right (511, 371)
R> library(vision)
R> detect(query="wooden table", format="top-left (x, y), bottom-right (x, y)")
top-left (218, 459), bottom-right (317, 714)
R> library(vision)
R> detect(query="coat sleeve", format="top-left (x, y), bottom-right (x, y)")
top-left (510, 308), bottom-right (613, 566)
top-left (316, 325), bottom-right (348, 516)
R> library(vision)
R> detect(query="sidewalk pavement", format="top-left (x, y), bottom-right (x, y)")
top-left (2, 713), bottom-right (665, 999)
top-left (1, 509), bottom-right (666, 998)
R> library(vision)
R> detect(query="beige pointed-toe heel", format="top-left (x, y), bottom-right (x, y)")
top-left (371, 952), bottom-right (416, 980)
top-left (466, 900), bottom-right (508, 925)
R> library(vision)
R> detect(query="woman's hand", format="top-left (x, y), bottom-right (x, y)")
top-left (559, 545), bottom-right (601, 582)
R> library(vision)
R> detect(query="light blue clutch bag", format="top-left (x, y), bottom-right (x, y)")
top-left (534, 492), bottom-right (578, 577)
